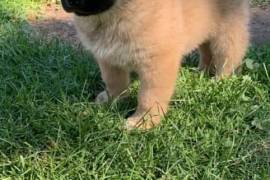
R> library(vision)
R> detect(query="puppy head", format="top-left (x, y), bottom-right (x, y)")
top-left (61, 0), bottom-right (116, 16)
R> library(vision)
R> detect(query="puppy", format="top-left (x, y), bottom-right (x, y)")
top-left (61, 0), bottom-right (250, 130)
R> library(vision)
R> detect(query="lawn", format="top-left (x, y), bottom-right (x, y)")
top-left (0, 0), bottom-right (270, 179)
top-left (252, 0), bottom-right (270, 6)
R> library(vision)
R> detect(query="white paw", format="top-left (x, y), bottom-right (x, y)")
top-left (125, 115), bottom-right (161, 131)
top-left (125, 116), bottom-right (142, 131)
top-left (95, 91), bottom-right (110, 104)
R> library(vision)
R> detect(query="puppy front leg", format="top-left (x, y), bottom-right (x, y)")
top-left (126, 53), bottom-right (180, 130)
top-left (96, 61), bottom-right (130, 103)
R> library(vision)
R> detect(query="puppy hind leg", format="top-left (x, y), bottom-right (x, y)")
top-left (198, 41), bottom-right (214, 74)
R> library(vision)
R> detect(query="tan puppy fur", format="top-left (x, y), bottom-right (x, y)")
top-left (73, 0), bottom-right (250, 130)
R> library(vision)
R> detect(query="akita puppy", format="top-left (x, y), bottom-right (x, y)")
top-left (61, 0), bottom-right (250, 130)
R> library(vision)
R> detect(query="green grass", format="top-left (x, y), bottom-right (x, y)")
top-left (0, 0), bottom-right (270, 179)
top-left (251, 0), bottom-right (270, 6)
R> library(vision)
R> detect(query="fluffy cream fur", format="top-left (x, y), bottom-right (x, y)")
top-left (73, 0), bottom-right (250, 130)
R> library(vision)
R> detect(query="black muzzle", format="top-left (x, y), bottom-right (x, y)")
top-left (61, 0), bottom-right (115, 16)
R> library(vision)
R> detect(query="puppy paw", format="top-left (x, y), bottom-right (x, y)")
top-left (125, 114), bottom-right (161, 131)
top-left (95, 91), bottom-right (110, 104)
top-left (198, 63), bottom-right (214, 74)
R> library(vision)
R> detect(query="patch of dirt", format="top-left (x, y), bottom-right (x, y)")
top-left (29, 3), bottom-right (78, 44)
top-left (251, 5), bottom-right (270, 45)
top-left (29, 4), bottom-right (270, 46)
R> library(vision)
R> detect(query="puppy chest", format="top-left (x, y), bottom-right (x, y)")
top-left (79, 29), bottom-right (145, 67)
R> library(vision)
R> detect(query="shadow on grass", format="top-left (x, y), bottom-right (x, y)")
top-left (0, 20), bottom-right (140, 154)
top-left (0, 3), bottom-right (141, 157)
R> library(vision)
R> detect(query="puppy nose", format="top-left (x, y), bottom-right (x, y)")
top-left (61, 0), bottom-right (80, 12)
